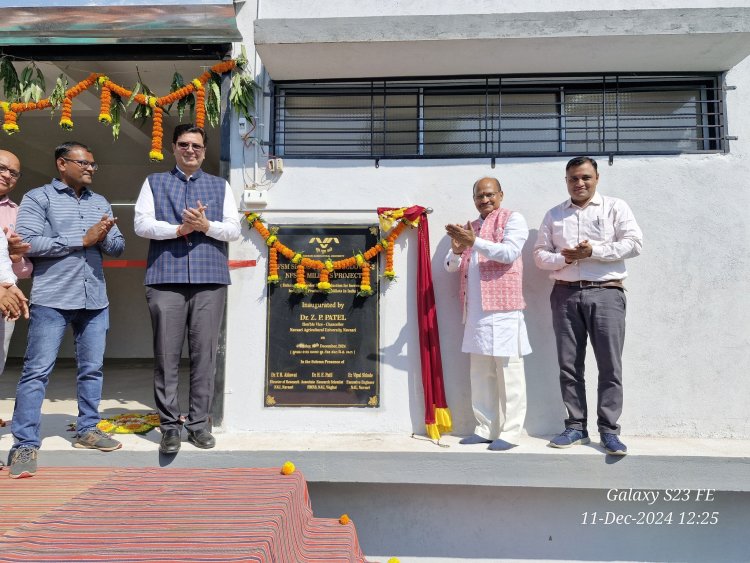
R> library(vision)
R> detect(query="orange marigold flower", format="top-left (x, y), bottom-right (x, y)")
top-left (339, 514), bottom-right (351, 525)
top-left (281, 461), bottom-right (296, 475)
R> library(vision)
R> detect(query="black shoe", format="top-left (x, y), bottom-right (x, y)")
top-left (159, 429), bottom-right (181, 454)
top-left (458, 434), bottom-right (492, 445)
top-left (187, 429), bottom-right (216, 449)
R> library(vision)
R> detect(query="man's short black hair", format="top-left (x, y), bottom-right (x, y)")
top-left (173, 124), bottom-right (207, 144)
top-left (566, 156), bottom-right (598, 172)
top-left (54, 141), bottom-right (90, 161)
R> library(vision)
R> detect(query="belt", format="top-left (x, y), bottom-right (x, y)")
top-left (555, 279), bottom-right (624, 288)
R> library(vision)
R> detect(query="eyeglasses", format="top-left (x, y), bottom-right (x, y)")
top-left (61, 157), bottom-right (98, 171)
top-left (176, 141), bottom-right (205, 152)
top-left (473, 192), bottom-right (501, 201)
top-left (0, 164), bottom-right (21, 180)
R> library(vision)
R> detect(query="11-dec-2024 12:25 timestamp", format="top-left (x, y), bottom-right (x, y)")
top-left (581, 511), bottom-right (719, 525)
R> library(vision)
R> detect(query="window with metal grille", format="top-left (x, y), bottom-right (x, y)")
top-left (272, 74), bottom-right (725, 158)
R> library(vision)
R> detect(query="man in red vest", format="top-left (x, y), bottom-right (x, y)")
top-left (445, 177), bottom-right (531, 451)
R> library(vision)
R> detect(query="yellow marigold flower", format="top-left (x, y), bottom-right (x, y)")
top-left (148, 96), bottom-right (158, 108)
top-left (246, 212), bottom-right (259, 223)
top-left (324, 260), bottom-right (334, 271)
top-left (339, 514), bottom-right (351, 525)
top-left (149, 150), bottom-right (164, 162)
top-left (266, 235), bottom-right (278, 246)
top-left (97, 420), bottom-right (116, 433)
top-left (0, 102), bottom-right (9, 112)
top-left (267, 275), bottom-right (280, 284)
top-left (97, 75), bottom-right (109, 86)
top-left (59, 118), bottom-right (74, 131)
top-left (387, 558), bottom-right (401, 563)
top-left (98, 113), bottom-right (112, 125)
top-left (291, 253), bottom-right (303, 264)
top-left (355, 253), bottom-right (364, 266)
top-left (2, 123), bottom-right (19, 135)
top-left (380, 238), bottom-right (389, 249)
top-left (360, 285), bottom-right (372, 292)
top-left (317, 281), bottom-right (332, 291)
top-left (292, 283), bottom-right (308, 293)
top-left (192, 78), bottom-right (203, 89)
top-left (281, 461), bottom-right (296, 475)
top-left (384, 270), bottom-right (396, 280)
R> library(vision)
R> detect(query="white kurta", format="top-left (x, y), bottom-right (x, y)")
top-left (445, 211), bottom-right (532, 358)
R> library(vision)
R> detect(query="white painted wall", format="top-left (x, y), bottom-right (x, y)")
top-left (257, 0), bottom-right (750, 18)
top-left (221, 0), bottom-right (750, 440)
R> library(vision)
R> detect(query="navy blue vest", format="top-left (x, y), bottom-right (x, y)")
top-left (144, 168), bottom-right (230, 285)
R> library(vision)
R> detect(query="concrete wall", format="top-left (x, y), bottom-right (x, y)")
top-left (222, 0), bottom-right (750, 440)
top-left (309, 483), bottom-right (750, 563)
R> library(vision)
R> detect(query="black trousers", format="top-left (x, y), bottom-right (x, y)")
top-left (146, 284), bottom-right (227, 432)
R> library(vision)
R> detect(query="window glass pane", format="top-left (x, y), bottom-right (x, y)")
top-left (279, 94), bottom-right (373, 156)
top-left (373, 95), bottom-right (419, 156)
top-left (423, 93), bottom-right (493, 155)
top-left (500, 93), bottom-right (559, 153)
top-left (564, 90), bottom-right (705, 152)
top-left (278, 93), bottom-right (417, 156)
top-left (616, 90), bottom-right (703, 151)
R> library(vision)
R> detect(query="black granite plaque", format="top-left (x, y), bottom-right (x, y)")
top-left (265, 224), bottom-right (379, 407)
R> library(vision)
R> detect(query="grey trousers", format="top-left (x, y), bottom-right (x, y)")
top-left (146, 284), bottom-right (227, 432)
top-left (550, 284), bottom-right (626, 434)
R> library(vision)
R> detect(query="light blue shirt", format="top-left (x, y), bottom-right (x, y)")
top-left (16, 179), bottom-right (124, 310)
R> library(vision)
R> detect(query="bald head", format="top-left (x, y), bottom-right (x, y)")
top-left (0, 149), bottom-right (21, 197)
top-left (472, 177), bottom-right (504, 219)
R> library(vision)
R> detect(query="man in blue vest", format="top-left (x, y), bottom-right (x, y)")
top-left (134, 125), bottom-right (240, 455)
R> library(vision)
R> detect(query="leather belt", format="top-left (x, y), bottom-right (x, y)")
top-left (555, 279), bottom-right (624, 288)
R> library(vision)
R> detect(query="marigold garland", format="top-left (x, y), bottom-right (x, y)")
top-left (0, 61), bottom-right (240, 160)
top-left (2, 109), bottom-right (18, 134)
top-left (149, 106), bottom-right (164, 162)
top-left (268, 246), bottom-right (280, 284)
top-left (246, 209), bottom-right (420, 296)
top-left (98, 84), bottom-right (112, 125)
top-left (59, 97), bottom-right (74, 130)
top-left (195, 83), bottom-right (206, 128)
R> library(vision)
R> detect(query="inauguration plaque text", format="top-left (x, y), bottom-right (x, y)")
top-left (265, 224), bottom-right (379, 407)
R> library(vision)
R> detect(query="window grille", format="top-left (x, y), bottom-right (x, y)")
top-left (272, 74), bottom-right (725, 158)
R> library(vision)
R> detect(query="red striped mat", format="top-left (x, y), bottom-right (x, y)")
top-left (0, 467), bottom-right (371, 563)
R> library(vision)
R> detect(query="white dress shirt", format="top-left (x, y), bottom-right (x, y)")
top-left (134, 171), bottom-right (240, 242)
top-left (533, 192), bottom-right (642, 282)
top-left (445, 211), bottom-right (532, 357)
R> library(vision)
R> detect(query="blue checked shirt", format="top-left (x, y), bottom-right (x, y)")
top-left (16, 179), bottom-right (125, 310)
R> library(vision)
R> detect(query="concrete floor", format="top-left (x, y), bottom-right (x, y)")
top-left (2, 358), bottom-right (750, 563)
top-left (0, 357), bottom-right (184, 451)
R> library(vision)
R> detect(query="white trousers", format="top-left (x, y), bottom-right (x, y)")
top-left (469, 353), bottom-right (527, 444)
top-left (0, 318), bottom-right (14, 374)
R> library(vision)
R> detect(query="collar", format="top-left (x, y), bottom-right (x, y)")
top-left (52, 178), bottom-right (90, 197)
top-left (565, 191), bottom-right (603, 209)
top-left (172, 166), bottom-right (204, 182)
top-left (0, 196), bottom-right (17, 208)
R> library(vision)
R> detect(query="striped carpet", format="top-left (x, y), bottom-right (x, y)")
top-left (0, 467), bottom-right (371, 562)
